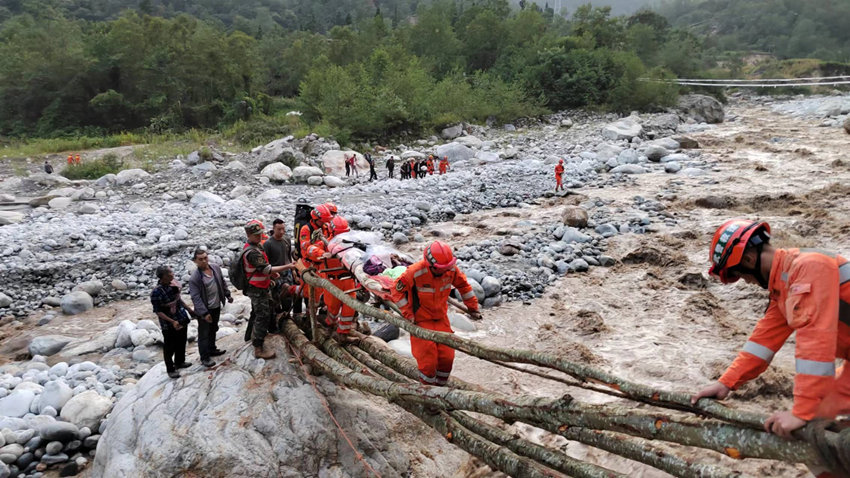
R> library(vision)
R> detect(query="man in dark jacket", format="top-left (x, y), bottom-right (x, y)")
top-left (386, 155), bottom-right (395, 179)
top-left (151, 266), bottom-right (196, 378)
top-left (366, 152), bottom-right (377, 181)
top-left (188, 249), bottom-right (233, 367)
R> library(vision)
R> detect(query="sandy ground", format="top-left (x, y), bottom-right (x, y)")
top-left (3, 100), bottom-right (849, 477)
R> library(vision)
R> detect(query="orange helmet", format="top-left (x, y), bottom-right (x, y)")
top-left (424, 241), bottom-right (457, 272)
top-left (311, 204), bottom-right (332, 224)
top-left (708, 219), bottom-right (770, 284)
top-left (329, 216), bottom-right (350, 236)
top-left (323, 202), bottom-right (338, 215)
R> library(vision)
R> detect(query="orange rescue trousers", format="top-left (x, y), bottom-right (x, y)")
top-left (323, 275), bottom-right (357, 334)
top-left (410, 318), bottom-right (454, 385)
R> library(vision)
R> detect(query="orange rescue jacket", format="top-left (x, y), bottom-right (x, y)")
top-left (718, 248), bottom-right (850, 420)
top-left (392, 260), bottom-right (479, 324)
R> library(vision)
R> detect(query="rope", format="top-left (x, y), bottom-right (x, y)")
top-left (283, 334), bottom-right (383, 478)
top-left (801, 421), bottom-right (850, 478)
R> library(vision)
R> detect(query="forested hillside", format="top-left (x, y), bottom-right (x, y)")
top-left (658, 0), bottom-right (850, 62)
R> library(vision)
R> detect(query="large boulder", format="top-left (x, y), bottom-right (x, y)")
top-left (454, 135), bottom-right (483, 149)
top-left (73, 280), bottom-right (104, 297)
top-left (602, 117), bottom-right (643, 141)
top-left (561, 207), bottom-right (588, 228)
top-left (307, 176), bottom-right (324, 186)
top-left (292, 166), bottom-right (324, 184)
top-left (0, 292), bottom-right (11, 307)
top-left (115, 169), bottom-right (150, 186)
top-left (0, 390), bottom-right (35, 418)
top-left (28, 336), bottom-right (74, 357)
top-left (21, 173), bottom-right (71, 188)
top-left (254, 137), bottom-right (296, 167)
top-left (435, 142), bottom-right (474, 162)
top-left (48, 197), bottom-right (72, 209)
top-left (440, 124), bottom-right (463, 140)
top-left (0, 211), bottom-right (24, 226)
top-left (323, 176), bottom-right (345, 188)
top-left (60, 291), bottom-right (93, 315)
top-left (844, 117), bottom-right (850, 135)
top-left (401, 151), bottom-right (426, 160)
top-left (35, 381), bottom-right (73, 414)
top-left (60, 391), bottom-right (113, 430)
top-left (319, 150), bottom-right (367, 177)
top-left (189, 191), bottom-right (225, 206)
top-left (260, 163), bottom-right (292, 183)
top-left (678, 94), bottom-right (725, 124)
top-left (92, 336), bottom-right (466, 477)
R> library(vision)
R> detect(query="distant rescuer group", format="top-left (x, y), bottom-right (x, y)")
top-left (148, 187), bottom-right (848, 451)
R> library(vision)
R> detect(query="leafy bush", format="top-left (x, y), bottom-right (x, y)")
top-left (60, 153), bottom-right (124, 180)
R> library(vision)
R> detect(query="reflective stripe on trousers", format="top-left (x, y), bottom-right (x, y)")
top-left (796, 358), bottom-right (836, 376)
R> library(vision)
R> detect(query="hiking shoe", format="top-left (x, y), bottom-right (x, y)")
top-left (211, 349), bottom-right (226, 357)
top-left (167, 371), bottom-right (180, 379)
top-left (176, 362), bottom-right (192, 369)
top-left (202, 358), bottom-right (215, 368)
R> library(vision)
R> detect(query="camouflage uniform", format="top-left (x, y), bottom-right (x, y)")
top-left (245, 246), bottom-right (274, 348)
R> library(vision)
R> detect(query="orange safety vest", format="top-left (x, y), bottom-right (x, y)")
top-left (719, 248), bottom-right (850, 420)
top-left (242, 244), bottom-right (271, 289)
top-left (392, 260), bottom-right (479, 324)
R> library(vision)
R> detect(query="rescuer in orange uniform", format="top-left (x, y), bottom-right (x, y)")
top-left (297, 205), bottom-right (333, 306)
top-left (692, 219), bottom-right (850, 448)
top-left (393, 241), bottom-right (482, 386)
top-left (75, 154), bottom-right (81, 164)
top-left (439, 156), bottom-right (449, 175)
top-left (306, 216), bottom-right (358, 339)
top-left (554, 159), bottom-right (565, 192)
top-left (426, 155), bottom-right (435, 175)
top-left (67, 154), bottom-right (74, 165)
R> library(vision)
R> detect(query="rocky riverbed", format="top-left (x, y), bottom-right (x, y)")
top-left (1, 93), bottom-right (849, 477)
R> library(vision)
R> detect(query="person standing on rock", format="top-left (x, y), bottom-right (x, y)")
top-left (75, 154), bottom-right (81, 164)
top-left (151, 265), bottom-right (195, 378)
top-left (188, 249), bottom-right (233, 368)
top-left (386, 155), bottom-right (395, 179)
top-left (306, 216), bottom-right (359, 341)
top-left (264, 218), bottom-right (294, 331)
top-left (392, 241), bottom-right (482, 388)
top-left (410, 159), bottom-right (418, 179)
top-left (426, 155), bottom-right (435, 175)
top-left (348, 154), bottom-right (358, 178)
top-left (67, 154), bottom-right (74, 166)
top-left (366, 152), bottom-right (378, 181)
top-left (555, 159), bottom-right (565, 192)
top-left (692, 219), bottom-right (850, 451)
top-left (243, 220), bottom-right (295, 359)
top-left (344, 153), bottom-right (351, 177)
top-left (43, 160), bottom-right (53, 174)
top-left (439, 156), bottom-right (449, 175)
top-left (400, 159), bottom-right (409, 179)
top-left (418, 160), bottom-right (428, 178)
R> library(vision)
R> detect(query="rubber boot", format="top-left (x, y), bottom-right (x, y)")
top-left (254, 346), bottom-right (276, 359)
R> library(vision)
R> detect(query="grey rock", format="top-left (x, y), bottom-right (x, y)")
top-left (0, 211), bottom-right (24, 226)
top-left (483, 295), bottom-right (503, 308)
top-left (595, 224), bottom-right (618, 238)
top-left (480, 277), bottom-right (502, 297)
top-left (678, 94), bottom-right (724, 124)
top-left (60, 291), bottom-right (93, 315)
top-left (73, 280), bottom-right (103, 297)
top-left (644, 145), bottom-right (669, 162)
top-left (40, 453), bottom-right (69, 465)
top-left (48, 197), bottom-right (72, 210)
top-left (115, 169), bottom-right (150, 186)
top-left (679, 167), bottom-right (705, 177)
top-left (323, 176), bottom-right (345, 188)
top-left (292, 166), bottom-right (324, 183)
top-left (45, 442), bottom-right (63, 455)
top-left (28, 336), bottom-right (74, 357)
top-left (83, 435), bottom-right (99, 449)
top-left (602, 117), bottom-right (642, 141)
top-left (0, 293), bottom-right (11, 308)
top-left (391, 232), bottom-right (409, 245)
top-left (435, 142), bottom-right (474, 162)
top-left (186, 151), bottom-right (201, 165)
top-left (260, 163), bottom-right (292, 183)
top-left (60, 391), bottom-right (113, 430)
top-left (664, 162), bottom-right (682, 174)
top-left (600, 256), bottom-right (617, 266)
top-left (15, 451), bottom-right (33, 469)
top-left (617, 148), bottom-right (639, 164)
top-left (610, 164), bottom-right (647, 174)
top-left (38, 422), bottom-right (79, 442)
top-left (0, 461), bottom-right (8, 478)
top-left (36, 381), bottom-right (73, 414)
top-left (0, 444), bottom-right (22, 460)
top-left (189, 191), bottom-right (225, 206)
top-left (191, 162), bottom-right (216, 173)
top-left (466, 279), bottom-right (486, 303)
top-left (561, 228), bottom-right (592, 244)
top-left (441, 124), bottom-right (463, 140)
top-left (306, 176), bottom-right (324, 186)
top-left (844, 117), bottom-right (850, 135)
top-left (569, 259), bottom-right (590, 272)
top-left (660, 152), bottom-right (688, 163)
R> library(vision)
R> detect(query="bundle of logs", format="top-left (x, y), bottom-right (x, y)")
top-left (286, 270), bottom-right (849, 478)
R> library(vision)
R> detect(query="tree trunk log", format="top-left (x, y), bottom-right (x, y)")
top-left (282, 320), bottom-right (824, 468)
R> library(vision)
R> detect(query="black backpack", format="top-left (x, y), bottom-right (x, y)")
top-left (291, 203), bottom-right (314, 260)
top-left (228, 246), bottom-right (256, 291)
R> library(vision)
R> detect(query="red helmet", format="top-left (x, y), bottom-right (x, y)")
top-left (323, 202), bottom-right (338, 215)
top-left (708, 219), bottom-right (771, 284)
top-left (559, 159), bottom-right (564, 164)
top-left (311, 204), bottom-right (332, 224)
top-left (329, 216), bottom-right (350, 236)
top-left (424, 241), bottom-right (457, 272)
